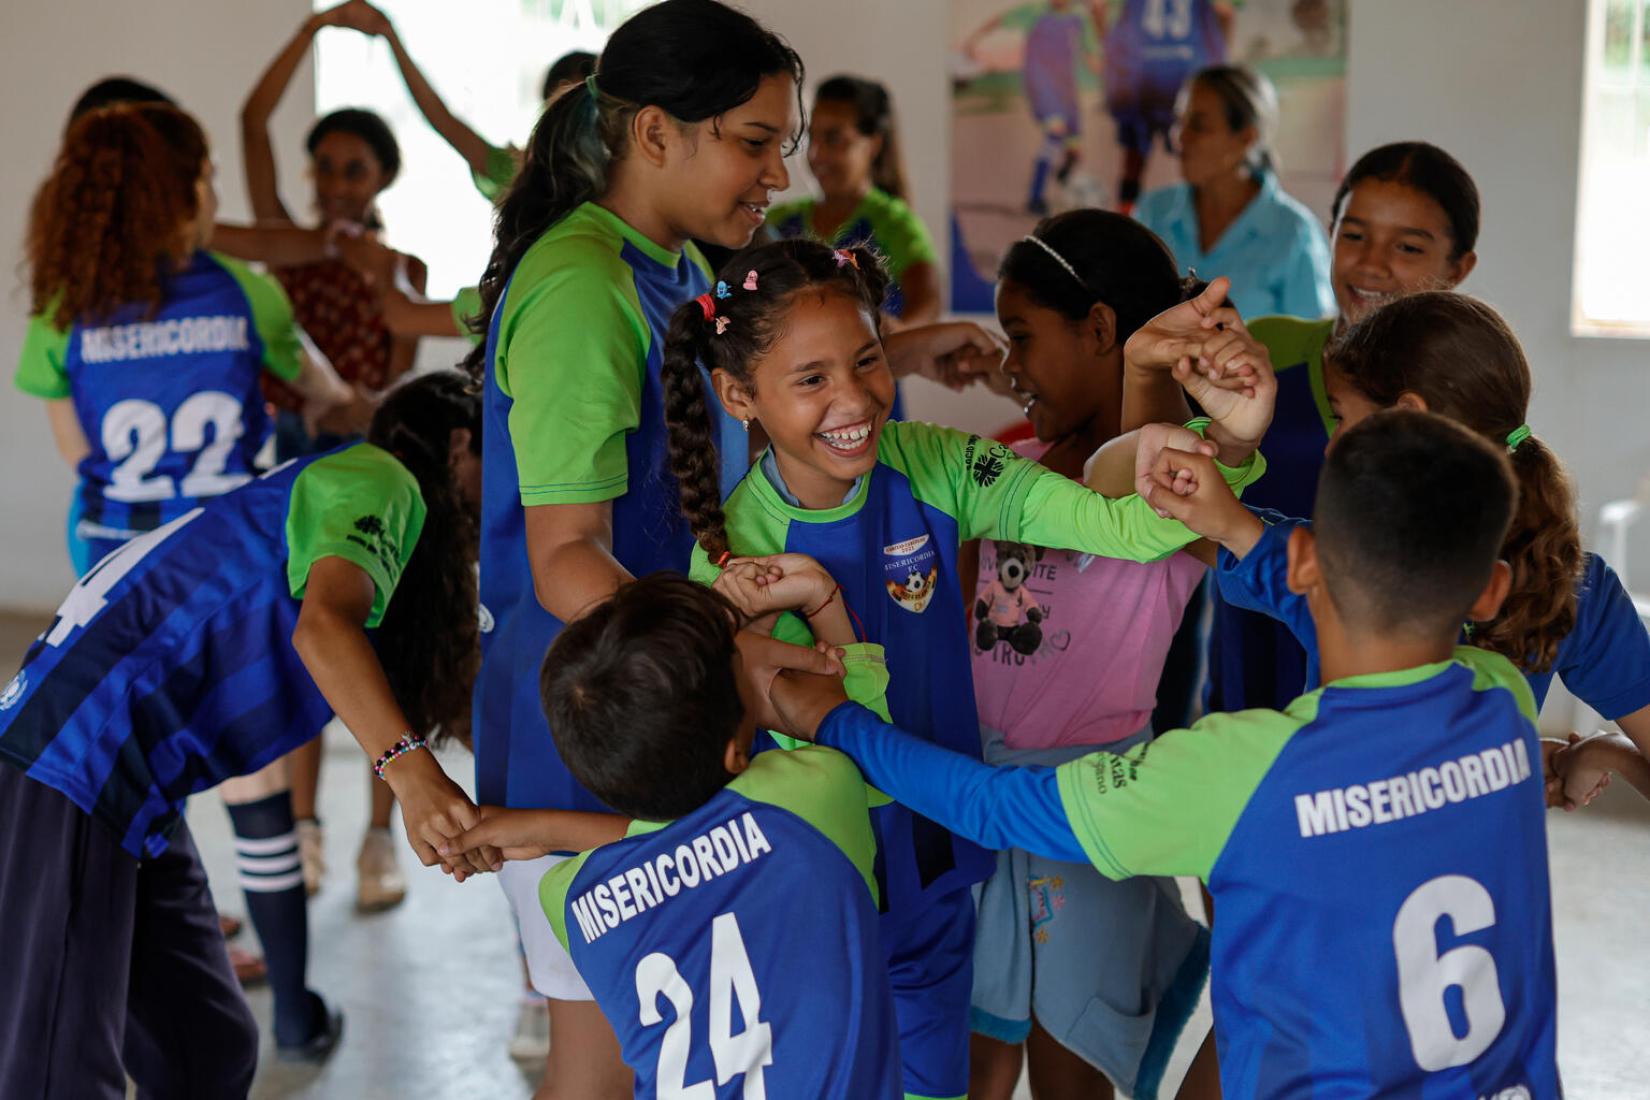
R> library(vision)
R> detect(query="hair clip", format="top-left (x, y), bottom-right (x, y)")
top-left (695, 293), bottom-right (716, 320)
top-left (743, 270), bottom-right (759, 291)
top-left (715, 316), bottom-right (731, 335)
top-left (833, 249), bottom-right (858, 270)
top-left (715, 280), bottom-right (732, 299)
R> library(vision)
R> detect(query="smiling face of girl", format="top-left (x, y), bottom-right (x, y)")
top-left (310, 130), bottom-right (391, 225)
top-left (715, 289), bottom-right (894, 509)
top-left (995, 278), bottom-right (1121, 445)
top-left (1331, 178), bottom-right (1477, 326)
top-left (658, 73), bottom-right (798, 250)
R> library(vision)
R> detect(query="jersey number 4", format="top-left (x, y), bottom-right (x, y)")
top-left (1393, 874), bottom-right (1508, 1071)
top-left (103, 392), bottom-right (251, 502)
top-left (635, 912), bottom-right (773, 1099)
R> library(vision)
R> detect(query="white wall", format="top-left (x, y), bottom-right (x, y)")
top-left (1345, 0), bottom-right (1650, 590)
top-left (0, 0), bottom-right (314, 611)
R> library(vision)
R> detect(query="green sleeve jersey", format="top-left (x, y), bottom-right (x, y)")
top-left (1055, 646), bottom-right (1539, 882)
top-left (450, 285), bottom-right (483, 345)
top-left (285, 442), bottom-right (427, 627)
top-left (213, 252), bottom-right (303, 382)
top-left (472, 143), bottom-right (518, 202)
top-left (877, 419), bottom-right (1264, 561)
top-left (14, 315), bottom-right (72, 399)
top-left (540, 744), bottom-right (878, 950)
top-left (1250, 314), bottom-right (1336, 438)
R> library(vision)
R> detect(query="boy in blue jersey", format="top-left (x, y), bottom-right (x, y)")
top-left (449, 574), bottom-right (904, 1099)
top-left (765, 411), bottom-right (1561, 1099)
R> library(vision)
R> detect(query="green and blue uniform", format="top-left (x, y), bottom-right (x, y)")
top-left (0, 442), bottom-right (422, 858)
top-left (541, 744), bottom-right (901, 1099)
top-left (14, 251), bottom-right (303, 573)
top-left (816, 646), bottom-right (1560, 1099)
top-left (1207, 315), bottom-right (1334, 711)
top-left (1220, 509), bottom-right (1650, 719)
top-left (767, 188), bottom-right (938, 322)
top-left (690, 419), bottom-right (1263, 1098)
top-left (475, 202), bottom-right (742, 814)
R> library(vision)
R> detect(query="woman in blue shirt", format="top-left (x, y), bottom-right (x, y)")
top-left (1135, 65), bottom-right (1334, 321)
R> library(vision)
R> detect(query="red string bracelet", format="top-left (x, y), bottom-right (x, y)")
top-left (803, 583), bottom-right (840, 620)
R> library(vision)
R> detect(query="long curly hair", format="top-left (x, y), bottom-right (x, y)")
top-left (367, 372), bottom-right (482, 747)
top-left (1328, 292), bottom-right (1581, 672)
top-left (659, 238), bottom-right (890, 561)
top-left (27, 102), bottom-right (207, 330)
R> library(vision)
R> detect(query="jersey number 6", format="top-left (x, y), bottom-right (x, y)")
top-left (635, 912), bottom-right (773, 1099)
top-left (1393, 874), bottom-right (1508, 1071)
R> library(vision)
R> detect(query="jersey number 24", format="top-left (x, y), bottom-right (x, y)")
top-left (636, 912), bottom-right (773, 1099)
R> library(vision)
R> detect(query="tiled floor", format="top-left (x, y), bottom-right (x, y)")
top-left (1, 611), bottom-right (1644, 1099)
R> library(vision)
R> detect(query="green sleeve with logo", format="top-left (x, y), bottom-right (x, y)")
top-left (879, 419), bottom-right (1265, 563)
top-left (1057, 702), bottom-right (1306, 881)
top-left (285, 442), bottom-right (427, 627)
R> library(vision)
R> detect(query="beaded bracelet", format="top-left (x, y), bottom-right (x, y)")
top-left (372, 733), bottom-right (428, 781)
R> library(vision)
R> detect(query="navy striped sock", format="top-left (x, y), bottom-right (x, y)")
top-left (228, 792), bottom-right (317, 1046)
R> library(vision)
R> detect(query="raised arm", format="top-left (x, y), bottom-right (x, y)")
top-left (372, 5), bottom-right (495, 177)
top-left (242, 10), bottom-right (331, 223)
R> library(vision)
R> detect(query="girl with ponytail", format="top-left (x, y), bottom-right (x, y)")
top-left (662, 235), bottom-right (1272, 1100)
top-left (0, 371), bottom-right (483, 1092)
top-left (1158, 291), bottom-right (1650, 790)
top-left (465, 2), bottom-right (804, 1092)
top-left (18, 101), bottom-right (348, 575)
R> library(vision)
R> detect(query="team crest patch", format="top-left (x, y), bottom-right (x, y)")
top-left (882, 527), bottom-right (940, 613)
top-left (0, 669), bottom-right (26, 711)
top-left (886, 565), bottom-right (939, 613)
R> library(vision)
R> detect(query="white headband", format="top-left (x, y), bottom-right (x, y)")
top-left (1019, 235), bottom-right (1087, 290)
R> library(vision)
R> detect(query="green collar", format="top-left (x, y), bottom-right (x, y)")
top-left (746, 445), bottom-right (874, 525)
top-left (581, 201), bottom-right (682, 269)
top-left (1324, 658), bottom-right (1454, 692)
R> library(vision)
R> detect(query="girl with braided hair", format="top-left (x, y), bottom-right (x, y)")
top-left (660, 235), bottom-right (1274, 1099)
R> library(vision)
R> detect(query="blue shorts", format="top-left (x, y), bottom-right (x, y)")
top-left (969, 728), bottom-right (1209, 1100)
top-left (885, 887), bottom-right (975, 1100)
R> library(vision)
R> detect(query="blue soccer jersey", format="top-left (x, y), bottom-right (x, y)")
top-left (474, 203), bottom-right (741, 814)
top-left (689, 421), bottom-right (1263, 913)
top-left (540, 748), bottom-right (901, 1099)
top-left (1103, 0), bottom-right (1226, 102)
top-left (1219, 509), bottom-right (1650, 719)
top-left (0, 443), bottom-right (424, 858)
top-left (13, 251), bottom-right (304, 544)
top-left (814, 646), bottom-right (1561, 1099)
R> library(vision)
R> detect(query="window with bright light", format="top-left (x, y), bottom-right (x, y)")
top-left (1574, 0), bottom-right (1650, 336)
top-left (313, 0), bottom-right (648, 298)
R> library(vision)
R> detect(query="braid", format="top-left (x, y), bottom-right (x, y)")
top-left (659, 312), bottom-right (731, 559)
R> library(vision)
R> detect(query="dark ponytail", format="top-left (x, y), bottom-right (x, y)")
top-left (815, 75), bottom-right (908, 200)
top-left (463, 0), bottom-right (804, 378)
top-left (367, 371), bottom-right (482, 747)
top-left (998, 209), bottom-right (1186, 339)
top-left (1329, 292), bottom-right (1581, 672)
top-left (660, 239), bottom-right (890, 559)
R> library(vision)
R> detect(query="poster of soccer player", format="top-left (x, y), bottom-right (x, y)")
top-left (948, 0), bottom-right (1347, 312)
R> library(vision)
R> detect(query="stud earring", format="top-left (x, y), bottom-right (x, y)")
top-left (741, 418), bottom-right (751, 433)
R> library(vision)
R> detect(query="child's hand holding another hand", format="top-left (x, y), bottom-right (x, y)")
top-left (715, 553), bottom-right (857, 645)
top-left (1137, 442), bottom-right (1265, 558)
top-left (1124, 277), bottom-right (1277, 467)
